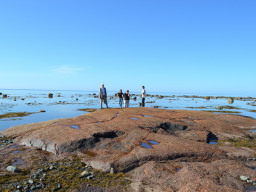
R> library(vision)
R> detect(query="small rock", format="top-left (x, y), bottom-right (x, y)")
top-left (87, 175), bottom-right (94, 180)
top-left (17, 185), bottom-right (23, 189)
top-left (6, 166), bottom-right (19, 173)
top-left (80, 171), bottom-right (91, 178)
top-left (39, 110), bottom-right (46, 112)
top-left (240, 175), bottom-right (249, 181)
top-left (28, 179), bottom-right (34, 184)
top-left (110, 167), bottom-right (114, 174)
top-left (247, 179), bottom-right (254, 183)
top-left (49, 165), bottom-right (55, 170)
top-left (48, 93), bottom-right (53, 98)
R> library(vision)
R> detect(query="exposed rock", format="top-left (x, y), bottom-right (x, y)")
top-left (2, 108), bottom-right (256, 191)
top-left (205, 96), bottom-right (210, 100)
top-left (48, 93), bottom-right (53, 98)
top-left (228, 97), bottom-right (234, 104)
top-left (2, 94), bottom-right (7, 98)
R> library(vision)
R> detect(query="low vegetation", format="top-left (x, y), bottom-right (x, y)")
top-left (0, 112), bottom-right (35, 119)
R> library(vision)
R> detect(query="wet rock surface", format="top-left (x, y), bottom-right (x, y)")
top-left (1, 108), bottom-right (256, 191)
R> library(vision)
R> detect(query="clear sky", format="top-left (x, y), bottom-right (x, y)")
top-left (0, 0), bottom-right (255, 96)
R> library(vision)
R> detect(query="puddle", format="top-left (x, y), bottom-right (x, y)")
top-left (12, 159), bottom-right (25, 166)
top-left (11, 150), bottom-right (22, 154)
top-left (144, 115), bottom-right (153, 117)
top-left (249, 130), bottom-right (256, 133)
top-left (246, 185), bottom-right (256, 192)
top-left (148, 140), bottom-right (160, 145)
top-left (97, 122), bottom-right (101, 124)
top-left (68, 125), bottom-right (80, 129)
top-left (209, 141), bottom-right (218, 144)
top-left (140, 143), bottom-right (153, 149)
top-left (131, 118), bottom-right (138, 120)
top-left (6, 144), bottom-right (19, 149)
top-left (176, 167), bottom-right (181, 172)
top-left (115, 114), bottom-right (118, 116)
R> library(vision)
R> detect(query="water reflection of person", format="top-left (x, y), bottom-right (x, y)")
top-left (117, 89), bottom-right (123, 108)
top-left (123, 90), bottom-right (130, 108)
top-left (99, 83), bottom-right (109, 109)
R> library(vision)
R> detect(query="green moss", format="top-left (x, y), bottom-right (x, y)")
top-left (186, 106), bottom-right (206, 109)
top-left (222, 106), bottom-right (241, 110)
top-left (203, 110), bottom-right (241, 114)
top-left (0, 112), bottom-right (35, 119)
top-left (0, 155), bottom-right (130, 191)
top-left (78, 108), bottom-right (97, 112)
top-left (219, 137), bottom-right (256, 150)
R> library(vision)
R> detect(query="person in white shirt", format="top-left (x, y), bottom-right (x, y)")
top-left (141, 86), bottom-right (146, 107)
top-left (99, 83), bottom-right (109, 109)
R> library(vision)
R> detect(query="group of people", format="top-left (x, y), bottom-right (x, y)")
top-left (99, 84), bottom-right (146, 109)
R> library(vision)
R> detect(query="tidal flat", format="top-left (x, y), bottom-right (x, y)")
top-left (0, 89), bottom-right (255, 131)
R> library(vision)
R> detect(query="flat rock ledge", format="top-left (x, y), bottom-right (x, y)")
top-left (2, 107), bottom-right (256, 192)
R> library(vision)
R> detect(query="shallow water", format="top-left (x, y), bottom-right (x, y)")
top-left (0, 89), bottom-right (255, 132)
top-left (68, 125), bottom-right (80, 129)
top-left (148, 140), bottom-right (160, 145)
top-left (12, 159), bottom-right (25, 166)
top-left (140, 143), bottom-right (153, 149)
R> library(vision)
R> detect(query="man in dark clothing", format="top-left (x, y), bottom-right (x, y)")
top-left (123, 90), bottom-right (130, 108)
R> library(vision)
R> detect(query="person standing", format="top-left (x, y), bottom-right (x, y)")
top-left (99, 83), bottom-right (109, 109)
top-left (117, 89), bottom-right (123, 108)
top-left (123, 90), bottom-right (130, 108)
top-left (141, 86), bottom-right (146, 107)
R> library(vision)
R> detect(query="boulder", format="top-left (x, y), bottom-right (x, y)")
top-left (6, 166), bottom-right (19, 173)
top-left (228, 97), bottom-right (234, 104)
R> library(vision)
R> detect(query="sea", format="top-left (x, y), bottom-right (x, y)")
top-left (0, 89), bottom-right (255, 132)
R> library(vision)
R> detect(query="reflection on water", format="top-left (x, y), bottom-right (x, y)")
top-left (68, 125), bottom-right (80, 129)
top-left (209, 141), bottom-right (218, 145)
top-left (11, 150), bottom-right (22, 154)
top-left (140, 143), bottom-right (153, 149)
top-left (12, 159), bottom-right (25, 166)
top-left (0, 89), bottom-right (256, 132)
top-left (148, 140), bottom-right (160, 145)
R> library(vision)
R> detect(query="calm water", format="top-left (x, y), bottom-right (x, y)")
top-left (0, 89), bottom-right (255, 131)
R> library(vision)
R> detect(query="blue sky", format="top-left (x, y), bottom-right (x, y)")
top-left (0, 0), bottom-right (255, 96)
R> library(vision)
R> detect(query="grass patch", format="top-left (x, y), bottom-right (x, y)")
top-left (219, 137), bottom-right (256, 150)
top-left (186, 106), bottom-right (206, 109)
top-left (78, 108), bottom-right (97, 112)
top-left (0, 112), bottom-right (35, 119)
top-left (203, 110), bottom-right (241, 114)
top-left (222, 106), bottom-right (241, 110)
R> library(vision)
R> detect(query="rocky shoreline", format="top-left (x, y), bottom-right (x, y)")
top-left (1, 107), bottom-right (256, 191)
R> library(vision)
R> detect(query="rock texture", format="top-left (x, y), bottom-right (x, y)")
top-left (2, 107), bottom-right (256, 191)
